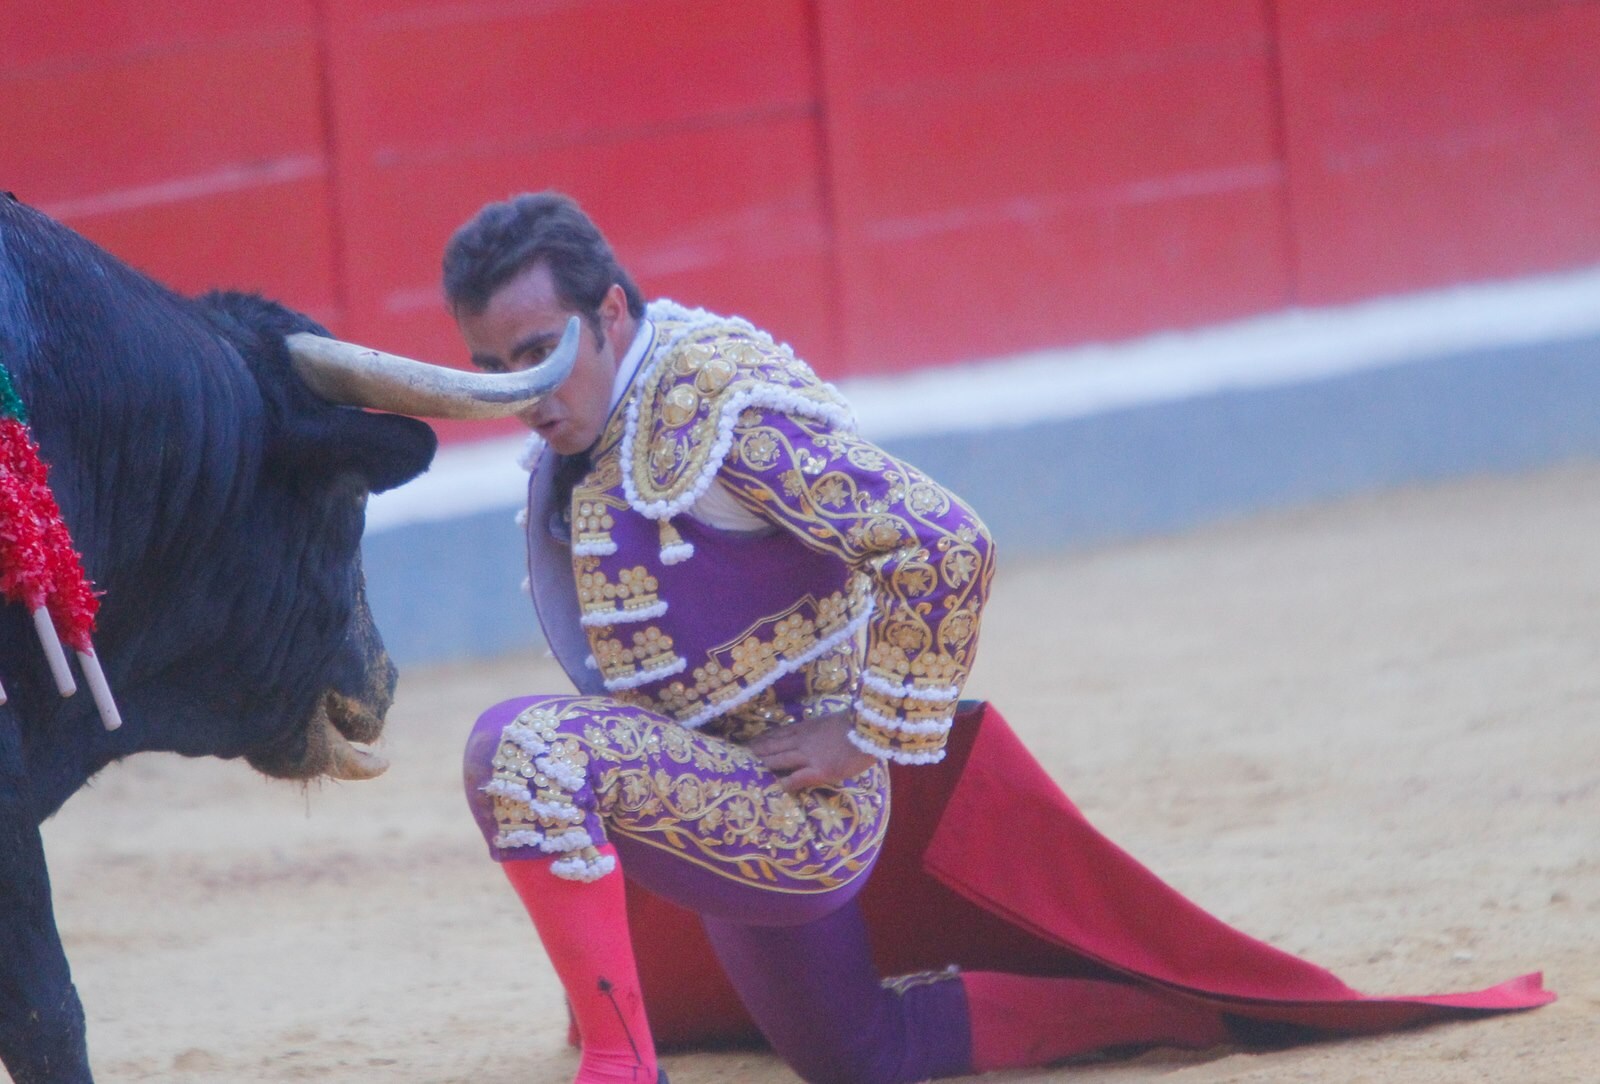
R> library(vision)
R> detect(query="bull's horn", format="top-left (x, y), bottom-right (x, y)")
top-left (284, 316), bottom-right (579, 420)
top-left (321, 716), bottom-right (389, 781)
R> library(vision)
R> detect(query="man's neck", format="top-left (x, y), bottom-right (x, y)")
top-left (606, 316), bottom-right (653, 413)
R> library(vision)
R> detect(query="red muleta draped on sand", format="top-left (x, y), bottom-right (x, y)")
top-left (621, 702), bottom-right (1552, 1050)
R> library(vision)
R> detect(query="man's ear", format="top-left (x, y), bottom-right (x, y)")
top-left (599, 283), bottom-right (630, 342)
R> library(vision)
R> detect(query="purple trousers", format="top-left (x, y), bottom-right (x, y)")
top-left (464, 695), bottom-right (972, 1083)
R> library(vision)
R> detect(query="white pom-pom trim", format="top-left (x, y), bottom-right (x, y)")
top-left (534, 754), bottom-right (587, 792)
top-left (493, 826), bottom-right (593, 853)
top-left (571, 539), bottom-right (619, 557)
top-left (517, 434), bottom-right (547, 472)
top-left (646, 299), bottom-right (811, 366)
top-left (551, 852), bottom-right (618, 882)
top-left (579, 599), bottom-right (668, 628)
top-left (481, 780), bottom-right (586, 827)
top-left (860, 671), bottom-right (962, 703)
top-left (486, 708), bottom-right (606, 862)
top-left (659, 541), bottom-right (695, 564)
top-left (602, 654), bottom-right (689, 691)
top-left (481, 778), bottom-right (531, 802)
top-left (845, 728), bottom-right (947, 765)
top-left (526, 799), bottom-right (586, 825)
top-left (853, 699), bottom-right (955, 736)
top-left (538, 827), bottom-right (594, 853)
top-left (504, 723), bottom-right (550, 757)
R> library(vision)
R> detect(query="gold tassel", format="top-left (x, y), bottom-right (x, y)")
top-left (657, 518), bottom-right (694, 565)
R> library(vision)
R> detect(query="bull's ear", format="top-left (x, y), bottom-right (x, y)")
top-left (345, 410), bottom-right (438, 494)
top-left (275, 409), bottom-right (438, 495)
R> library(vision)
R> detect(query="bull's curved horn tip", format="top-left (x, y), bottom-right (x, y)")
top-left (283, 315), bottom-right (580, 420)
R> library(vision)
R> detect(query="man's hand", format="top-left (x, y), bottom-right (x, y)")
top-left (749, 712), bottom-right (879, 795)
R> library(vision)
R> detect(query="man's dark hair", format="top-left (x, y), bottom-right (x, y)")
top-left (441, 191), bottom-right (646, 324)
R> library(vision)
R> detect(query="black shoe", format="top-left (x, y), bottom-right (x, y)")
top-left (1221, 1013), bottom-right (1325, 1049)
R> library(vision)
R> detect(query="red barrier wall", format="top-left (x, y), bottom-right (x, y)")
top-left (816, 0), bottom-right (1292, 370)
top-left (6, 1), bottom-right (1599, 441)
top-left (1273, 0), bottom-right (1600, 304)
top-left (3, 2), bottom-right (342, 320)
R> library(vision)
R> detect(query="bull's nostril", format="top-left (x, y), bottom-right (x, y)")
top-left (325, 687), bottom-right (386, 743)
top-left (375, 651), bottom-right (398, 713)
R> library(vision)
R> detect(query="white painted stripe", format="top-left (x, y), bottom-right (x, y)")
top-left (41, 157), bottom-right (325, 220)
top-left (848, 262), bottom-right (1600, 441)
top-left (367, 263), bottom-right (1600, 533)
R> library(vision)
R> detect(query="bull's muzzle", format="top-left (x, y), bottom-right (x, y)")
top-left (284, 316), bottom-right (579, 419)
top-left (245, 686), bottom-right (391, 782)
top-left (316, 690), bottom-right (389, 780)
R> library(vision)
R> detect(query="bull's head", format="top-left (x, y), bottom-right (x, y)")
top-left (190, 295), bottom-right (580, 784)
top-left (0, 196), bottom-right (580, 809)
top-left (233, 313), bottom-right (578, 782)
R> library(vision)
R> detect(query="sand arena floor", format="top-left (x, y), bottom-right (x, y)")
top-left (42, 463), bottom-right (1599, 1083)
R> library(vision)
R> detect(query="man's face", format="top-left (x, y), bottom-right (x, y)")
top-left (456, 262), bottom-right (633, 455)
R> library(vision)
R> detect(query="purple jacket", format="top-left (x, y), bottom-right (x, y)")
top-left (525, 302), bottom-right (995, 764)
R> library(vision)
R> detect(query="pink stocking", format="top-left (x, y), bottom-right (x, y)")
top-left (503, 847), bottom-right (661, 1084)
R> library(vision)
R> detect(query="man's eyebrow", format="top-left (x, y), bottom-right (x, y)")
top-left (510, 329), bottom-right (562, 361)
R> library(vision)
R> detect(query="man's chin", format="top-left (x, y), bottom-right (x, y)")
top-left (544, 429), bottom-right (603, 457)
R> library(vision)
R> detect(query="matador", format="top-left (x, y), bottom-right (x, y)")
top-left (447, 192), bottom-right (1550, 1084)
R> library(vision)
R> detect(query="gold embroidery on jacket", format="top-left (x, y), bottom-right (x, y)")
top-left (637, 579), bottom-right (872, 726)
top-left (718, 413), bottom-right (995, 760)
top-left (569, 309), bottom-right (991, 761)
top-left (630, 326), bottom-right (851, 509)
top-left (591, 625), bottom-right (686, 688)
top-left (551, 699), bottom-right (889, 891)
top-left (577, 560), bottom-right (665, 625)
top-left (571, 496), bottom-right (619, 554)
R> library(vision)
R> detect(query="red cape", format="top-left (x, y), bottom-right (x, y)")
top-left (622, 702), bottom-right (1552, 1049)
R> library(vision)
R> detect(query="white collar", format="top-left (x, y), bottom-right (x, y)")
top-left (608, 318), bottom-right (654, 412)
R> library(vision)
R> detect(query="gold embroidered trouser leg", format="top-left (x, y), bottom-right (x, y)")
top-left (464, 695), bottom-right (889, 920)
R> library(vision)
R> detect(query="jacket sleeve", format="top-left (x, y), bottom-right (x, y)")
top-left (716, 407), bottom-right (995, 764)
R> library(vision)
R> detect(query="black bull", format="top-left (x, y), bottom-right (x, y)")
top-left (0, 195), bottom-right (438, 1083)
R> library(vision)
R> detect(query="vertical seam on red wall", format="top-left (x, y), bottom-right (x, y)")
top-left (307, 0), bottom-right (350, 334)
top-left (811, 0), bottom-right (874, 375)
top-left (1259, 0), bottom-right (1304, 308)
top-left (806, 0), bottom-right (849, 375)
